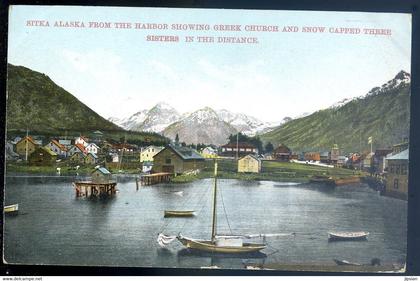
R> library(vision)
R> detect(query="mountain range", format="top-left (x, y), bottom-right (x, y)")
top-left (109, 103), bottom-right (281, 145)
top-left (261, 70), bottom-right (411, 153)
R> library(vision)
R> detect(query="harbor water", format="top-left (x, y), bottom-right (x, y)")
top-left (3, 176), bottom-right (407, 269)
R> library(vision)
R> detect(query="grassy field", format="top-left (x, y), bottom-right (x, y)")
top-left (5, 162), bottom-right (140, 175)
top-left (171, 159), bottom-right (361, 183)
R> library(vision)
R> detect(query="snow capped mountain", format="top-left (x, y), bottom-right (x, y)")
top-left (329, 70), bottom-right (411, 110)
top-left (217, 109), bottom-right (275, 136)
top-left (108, 103), bottom-right (278, 144)
top-left (163, 107), bottom-right (237, 145)
top-left (110, 102), bottom-right (181, 133)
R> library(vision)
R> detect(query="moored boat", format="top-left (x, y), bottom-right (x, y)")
top-left (333, 259), bottom-right (362, 266)
top-left (328, 231), bottom-right (369, 241)
top-left (4, 204), bottom-right (19, 215)
top-left (164, 210), bottom-right (195, 218)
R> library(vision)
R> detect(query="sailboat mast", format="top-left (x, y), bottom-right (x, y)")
top-left (211, 160), bottom-right (218, 241)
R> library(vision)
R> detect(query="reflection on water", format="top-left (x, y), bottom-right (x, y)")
top-left (3, 175), bottom-right (407, 269)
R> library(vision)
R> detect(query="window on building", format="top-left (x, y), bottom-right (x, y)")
top-left (394, 179), bottom-right (399, 189)
top-left (390, 165), bottom-right (394, 173)
top-left (165, 158), bottom-right (172, 164)
top-left (396, 165), bottom-right (400, 175)
top-left (401, 164), bottom-right (407, 175)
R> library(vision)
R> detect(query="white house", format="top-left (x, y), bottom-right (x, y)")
top-left (111, 153), bottom-right (119, 163)
top-left (75, 136), bottom-right (89, 147)
top-left (45, 139), bottom-right (68, 157)
top-left (140, 145), bottom-right (164, 162)
top-left (201, 146), bottom-right (218, 158)
top-left (86, 143), bottom-right (100, 155)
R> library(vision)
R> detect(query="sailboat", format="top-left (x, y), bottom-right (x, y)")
top-left (176, 160), bottom-right (266, 254)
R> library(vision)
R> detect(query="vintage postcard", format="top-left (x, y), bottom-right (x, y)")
top-left (4, 5), bottom-right (411, 272)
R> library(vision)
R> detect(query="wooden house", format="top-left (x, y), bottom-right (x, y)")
top-left (28, 147), bottom-right (57, 166)
top-left (362, 152), bottom-right (375, 171)
top-left (86, 143), bottom-right (100, 155)
top-left (304, 152), bottom-right (320, 162)
top-left (220, 142), bottom-right (257, 158)
top-left (45, 139), bottom-right (68, 158)
top-left (91, 167), bottom-right (113, 184)
top-left (385, 149), bottom-right (408, 200)
top-left (320, 151), bottom-right (329, 163)
top-left (272, 144), bottom-right (291, 161)
top-left (330, 144), bottom-right (340, 164)
top-left (85, 152), bottom-right (98, 164)
top-left (70, 151), bottom-right (85, 164)
top-left (68, 143), bottom-right (86, 156)
top-left (140, 145), bottom-right (164, 162)
top-left (75, 136), bottom-right (89, 147)
top-left (238, 154), bottom-right (261, 173)
top-left (16, 136), bottom-right (38, 158)
top-left (153, 144), bottom-right (205, 174)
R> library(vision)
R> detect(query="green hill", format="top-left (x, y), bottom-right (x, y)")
top-left (260, 71), bottom-right (410, 153)
top-left (6, 64), bottom-right (123, 133)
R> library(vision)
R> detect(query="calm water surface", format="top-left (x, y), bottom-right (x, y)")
top-left (3, 175), bottom-right (407, 269)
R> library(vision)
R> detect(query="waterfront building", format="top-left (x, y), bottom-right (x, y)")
top-left (385, 149), bottom-right (409, 200)
top-left (140, 145), bottom-right (164, 162)
top-left (91, 167), bottom-right (113, 184)
top-left (153, 144), bottom-right (205, 174)
top-left (238, 154), bottom-right (261, 173)
top-left (272, 144), bottom-right (291, 161)
top-left (362, 152), bottom-right (375, 171)
top-left (320, 151), bottom-right (329, 163)
top-left (142, 161), bottom-right (153, 173)
top-left (45, 139), bottom-right (68, 158)
top-left (16, 136), bottom-right (38, 158)
top-left (374, 148), bottom-right (393, 174)
top-left (304, 152), bottom-right (320, 162)
top-left (392, 141), bottom-right (409, 155)
top-left (330, 144), bottom-right (340, 164)
top-left (220, 142), bottom-right (258, 158)
top-left (28, 147), bottom-right (57, 166)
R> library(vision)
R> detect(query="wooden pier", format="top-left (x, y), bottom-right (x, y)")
top-left (74, 181), bottom-right (117, 198)
top-left (140, 173), bottom-right (172, 186)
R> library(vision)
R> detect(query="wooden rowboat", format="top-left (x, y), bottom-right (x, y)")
top-left (164, 210), bottom-right (195, 218)
top-left (328, 231), bottom-right (369, 241)
top-left (4, 204), bottom-right (19, 215)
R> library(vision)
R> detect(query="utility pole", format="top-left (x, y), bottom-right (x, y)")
top-left (25, 128), bottom-right (29, 162)
top-left (236, 133), bottom-right (239, 160)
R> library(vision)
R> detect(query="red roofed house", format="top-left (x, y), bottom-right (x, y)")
top-left (75, 136), bottom-right (89, 148)
top-left (68, 143), bottom-right (86, 156)
top-left (45, 139), bottom-right (68, 158)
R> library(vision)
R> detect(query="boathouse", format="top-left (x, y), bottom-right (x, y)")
top-left (140, 145), bottom-right (164, 162)
top-left (28, 146), bottom-right (57, 165)
top-left (153, 144), bottom-right (205, 174)
top-left (238, 154), bottom-right (261, 173)
top-left (92, 167), bottom-right (113, 183)
top-left (385, 149), bottom-right (409, 200)
top-left (272, 144), bottom-right (291, 161)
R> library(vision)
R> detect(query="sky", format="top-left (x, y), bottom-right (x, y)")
top-left (8, 6), bottom-right (411, 122)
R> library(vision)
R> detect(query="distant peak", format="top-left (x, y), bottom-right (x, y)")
top-left (154, 102), bottom-right (174, 110)
top-left (394, 70), bottom-right (410, 81)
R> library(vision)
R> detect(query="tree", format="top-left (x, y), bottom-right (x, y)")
top-left (175, 133), bottom-right (179, 145)
top-left (265, 142), bottom-right (274, 153)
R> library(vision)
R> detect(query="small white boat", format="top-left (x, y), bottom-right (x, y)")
top-left (328, 231), bottom-right (369, 241)
top-left (333, 259), bottom-right (362, 266)
top-left (4, 204), bottom-right (19, 215)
